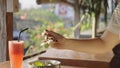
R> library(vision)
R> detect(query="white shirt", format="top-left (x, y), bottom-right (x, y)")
top-left (107, 3), bottom-right (120, 38)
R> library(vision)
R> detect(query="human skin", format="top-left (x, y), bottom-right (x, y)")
top-left (45, 29), bottom-right (120, 54)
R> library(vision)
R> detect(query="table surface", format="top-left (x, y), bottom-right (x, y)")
top-left (0, 61), bottom-right (85, 68)
top-left (0, 61), bottom-right (10, 68)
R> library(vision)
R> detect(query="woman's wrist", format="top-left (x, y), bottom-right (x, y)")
top-left (60, 38), bottom-right (68, 49)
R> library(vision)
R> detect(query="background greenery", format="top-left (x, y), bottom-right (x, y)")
top-left (14, 4), bottom-right (106, 55)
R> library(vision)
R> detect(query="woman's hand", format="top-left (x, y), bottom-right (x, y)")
top-left (44, 30), bottom-right (66, 49)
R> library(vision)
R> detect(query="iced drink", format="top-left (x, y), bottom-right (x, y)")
top-left (9, 41), bottom-right (24, 68)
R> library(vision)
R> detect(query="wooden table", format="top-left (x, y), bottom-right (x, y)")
top-left (38, 57), bottom-right (109, 68)
top-left (0, 61), bottom-right (10, 68)
top-left (0, 59), bottom-right (109, 68)
top-left (0, 55), bottom-right (109, 68)
top-left (0, 61), bottom-right (85, 68)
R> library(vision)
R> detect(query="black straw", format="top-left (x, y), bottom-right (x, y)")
top-left (18, 28), bottom-right (29, 42)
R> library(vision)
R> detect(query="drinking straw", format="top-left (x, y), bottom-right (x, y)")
top-left (18, 28), bottom-right (29, 42)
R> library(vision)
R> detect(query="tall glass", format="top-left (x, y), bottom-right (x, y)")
top-left (8, 41), bottom-right (24, 68)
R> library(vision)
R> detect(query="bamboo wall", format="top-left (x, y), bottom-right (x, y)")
top-left (0, 0), bottom-right (7, 62)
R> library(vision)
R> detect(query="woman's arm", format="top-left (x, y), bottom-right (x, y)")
top-left (63, 31), bottom-right (119, 54)
top-left (46, 30), bottom-right (120, 54)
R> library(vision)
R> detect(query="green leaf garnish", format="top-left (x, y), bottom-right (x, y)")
top-left (34, 61), bottom-right (45, 66)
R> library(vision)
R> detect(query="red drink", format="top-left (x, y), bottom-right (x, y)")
top-left (9, 41), bottom-right (24, 68)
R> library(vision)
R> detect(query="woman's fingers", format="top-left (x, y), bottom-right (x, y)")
top-left (45, 30), bottom-right (64, 39)
top-left (45, 30), bottom-right (57, 36)
top-left (44, 30), bottom-right (58, 42)
top-left (41, 30), bottom-right (65, 49)
top-left (47, 36), bottom-right (58, 42)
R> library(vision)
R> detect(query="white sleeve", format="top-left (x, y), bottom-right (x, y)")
top-left (106, 3), bottom-right (120, 37)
